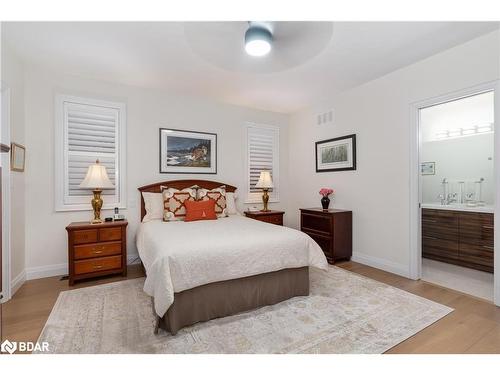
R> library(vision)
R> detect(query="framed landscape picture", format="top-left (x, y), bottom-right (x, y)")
top-left (315, 134), bottom-right (356, 172)
top-left (159, 128), bottom-right (217, 174)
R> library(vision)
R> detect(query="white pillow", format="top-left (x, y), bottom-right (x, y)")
top-left (226, 192), bottom-right (240, 216)
top-left (142, 192), bottom-right (164, 222)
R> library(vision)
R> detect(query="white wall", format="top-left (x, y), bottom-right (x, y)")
top-left (1, 41), bottom-right (26, 292)
top-left (288, 30), bottom-right (500, 277)
top-left (421, 134), bottom-right (494, 204)
top-left (22, 66), bottom-right (290, 279)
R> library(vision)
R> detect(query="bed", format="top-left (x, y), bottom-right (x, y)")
top-left (137, 180), bottom-right (328, 335)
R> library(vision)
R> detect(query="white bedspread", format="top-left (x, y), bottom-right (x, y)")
top-left (136, 216), bottom-right (328, 317)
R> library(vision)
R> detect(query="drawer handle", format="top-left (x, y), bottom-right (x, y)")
top-left (482, 225), bottom-right (494, 229)
top-left (422, 219), bottom-right (437, 223)
top-left (93, 265), bottom-right (103, 269)
top-left (483, 245), bottom-right (494, 250)
top-left (92, 250), bottom-right (103, 254)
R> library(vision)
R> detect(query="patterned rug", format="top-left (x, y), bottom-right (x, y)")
top-left (36, 266), bottom-right (453, 353)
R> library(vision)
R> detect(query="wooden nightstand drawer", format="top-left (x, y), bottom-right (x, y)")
top-left (302, 230), bottom-right (332, 261)
top-left (244, 210), bottom-right (284, 226)
top-left (301, 212), bottom-right (332, 234)
top-left (99, 227), bottom-right (122, 241)
top-left (74, 255), bottom-right (122, 275)
top-left (260, 215), bottom-right (283, 225)
top-left (73, 229), bottom-right (98, 245)
top-left (74, 241), bottom-right (122, 260)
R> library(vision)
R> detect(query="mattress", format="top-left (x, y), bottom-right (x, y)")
top-left (136, 215), bottom-right (327, 316)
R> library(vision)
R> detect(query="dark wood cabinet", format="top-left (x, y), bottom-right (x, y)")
top-left (66, 220), bottom-right (128, 285)
top-left (300, 208), bottom-right (352, 264)
top-left (244, 210), bottom-right (284, 226)
top-left (422, 209), bottom-right (493, 273)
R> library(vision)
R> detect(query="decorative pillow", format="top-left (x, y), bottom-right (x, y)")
top-left (184, 199), bottom-right (217, 222)
top-left (161, 186), bottom-right (197, 221)
top-left (197, 185), bottom-right (227, 218)
top-left (142, 192), bottom-right (164, 222)
top-left (225, 192), bottom-right (240, 215)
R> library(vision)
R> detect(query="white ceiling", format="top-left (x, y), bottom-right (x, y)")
top-left (3, 21), bottom-right (499, 113)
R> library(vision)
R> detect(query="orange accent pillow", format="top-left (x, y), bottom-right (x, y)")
top-left (184, 199), bottom-right (218, 222)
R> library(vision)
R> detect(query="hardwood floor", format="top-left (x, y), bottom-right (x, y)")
top-left (1, 261), bottom-right (499, 353)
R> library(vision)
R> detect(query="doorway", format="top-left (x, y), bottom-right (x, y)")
top-left (0, 83), bottom-right (11, 305)
top-left (410, 81), bottom-right (500, 306)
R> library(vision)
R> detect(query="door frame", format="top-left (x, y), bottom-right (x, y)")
top-left (409, 80), bottom-right (500, 306)
top-left (0, 82), bottom-right (11, 303)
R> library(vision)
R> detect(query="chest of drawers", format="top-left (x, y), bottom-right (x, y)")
top-left (66, 220), bottom-right (128, 285)
top-left (300, 208), bottom-right (352, 264)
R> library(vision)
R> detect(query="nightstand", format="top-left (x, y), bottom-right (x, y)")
top-left (244, 210), bottom-right (284, 226)
top-left (300, 208), bottom-right (352, 264)
top-left (66, 220), bottom-right (128, 285)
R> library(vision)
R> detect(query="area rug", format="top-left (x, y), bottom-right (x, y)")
top-left (36, 266), bottom-right (453, 354)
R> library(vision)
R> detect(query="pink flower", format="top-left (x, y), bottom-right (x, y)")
top-left (319, 188), bottom-right (334, 197)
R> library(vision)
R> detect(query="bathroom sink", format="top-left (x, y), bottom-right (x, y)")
top-left (421, 202), bottom-right (494, 213)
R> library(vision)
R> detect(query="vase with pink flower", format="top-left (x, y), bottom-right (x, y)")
top-left (319, 188), bottom-right (334, 210)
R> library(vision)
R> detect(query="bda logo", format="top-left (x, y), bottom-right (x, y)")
top-left (1, 339), bottom-right (17, 354)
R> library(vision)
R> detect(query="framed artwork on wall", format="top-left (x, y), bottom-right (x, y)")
top-left (159, 128), bottom-right (217, 174)
top-left (315, 134), bottom-right (356, 172)
top-left (421, 161), bottom-right (435, 175)
top-left (10, 142), bottom-right (26, 172)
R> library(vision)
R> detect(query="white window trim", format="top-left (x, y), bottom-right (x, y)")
top-left (55, 94), bottom-right (127, 212)
top-left (245, 122), bottom-right (280, 204)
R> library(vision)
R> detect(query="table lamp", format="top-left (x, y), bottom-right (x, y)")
top-left (79, 159), bottom-right (114, 224)
top-left (255, 171), bottom-right (274, 212)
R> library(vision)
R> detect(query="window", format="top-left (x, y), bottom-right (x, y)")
top-left (245, 123), bottom-right (279, 203)
top-left (55, 94), bottom-right (126, 211)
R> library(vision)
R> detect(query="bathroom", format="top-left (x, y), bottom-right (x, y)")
top-left (420, 91), bottom-right (494, 300)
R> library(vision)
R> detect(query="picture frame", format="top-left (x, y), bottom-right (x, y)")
top-left (421, 161), bottom-right (435, 175)
top-left (10, 142), bottom-right (26, 172)
top-left (315, 134), bottom-right (356, 172)
top-left (159, 128), bottom-right (217, 174)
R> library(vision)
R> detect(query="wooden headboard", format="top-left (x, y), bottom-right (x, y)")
top-left (138, 179), bottom-right (237, 221)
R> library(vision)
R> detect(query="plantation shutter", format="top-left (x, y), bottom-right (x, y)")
top-left (65, 102), bottom-right (118, 198)
top-left (55, 95), bottom-right (126, 211)
top-left (246, 125), bottom-right (279, 202)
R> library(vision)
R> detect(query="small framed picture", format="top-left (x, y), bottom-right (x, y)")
top-left (159, 128), bottom-right (217, 174)
top-left (10, 142), bottom-right (26, 172)
top-left (421, 162), bottom-right (435, 175)
top-left (315, 134), bottom-right (356, 172)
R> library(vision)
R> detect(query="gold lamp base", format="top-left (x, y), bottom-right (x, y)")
top-left (261, 188), bottom-right (270, 212)
top-left (90, 189), bottom-right (103, 224)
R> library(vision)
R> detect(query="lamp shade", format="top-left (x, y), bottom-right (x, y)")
top-left (255, 171), bottom-right (274, 189)
top-left (79, 160), bottom-right (114, 189)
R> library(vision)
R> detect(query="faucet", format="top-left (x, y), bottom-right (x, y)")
top-left (437, 192), bottom-right (457, 205)
top-left (447, 193), bottom-right (457, 204)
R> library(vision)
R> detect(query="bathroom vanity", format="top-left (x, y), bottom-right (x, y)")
top-left (421, 204), bottom-right (494, 273)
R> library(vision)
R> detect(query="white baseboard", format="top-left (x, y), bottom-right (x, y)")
top-left (351, 252), bottom-right (410, 278)
top-left (25, 255), bottom-right (142, 281)
top-left (11, 270), bottom-right (26, 296)
top-left (26, 263), bottom-right (68, 280)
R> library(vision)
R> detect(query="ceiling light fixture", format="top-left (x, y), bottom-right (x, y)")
top-left (245, 23), bottom-right (273, 57)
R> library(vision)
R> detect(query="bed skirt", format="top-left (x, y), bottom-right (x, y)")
top-left (157, 266), bottom-right (310, 335)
